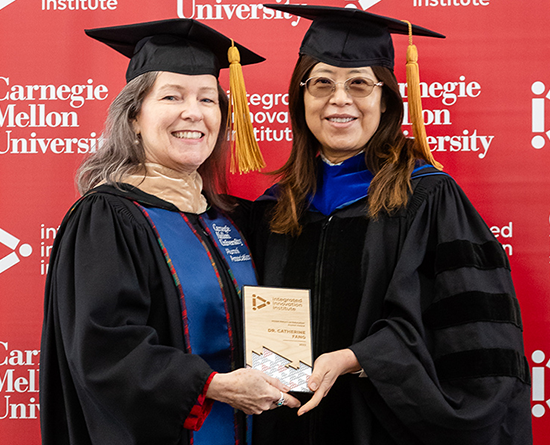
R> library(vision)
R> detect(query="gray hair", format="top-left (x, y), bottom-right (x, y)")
top-left (77, 71), bottom-right (233, 210)
top-left (76, 72), bottom-right (158, 194)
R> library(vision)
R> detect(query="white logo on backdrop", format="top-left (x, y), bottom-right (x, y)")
top-left (532, 350), bottom-right (550, 418)
top-left (532, 81), bottom-right (550, 149)
top-left (0, 77), bottom-right (108, 155)
top-left (0, 228), bottom-right (32, 274)
top-left (0, 341), bottom-right (40, 420)
top-left (176, 0), bottom-right (299, 24)
top-left (41, 0), bottom-right (118, 11)
top-left (412, 0), bottom-right (490, 6)
top-left (1, 0), bottom-right (119, 11)
top-left (0, 0), bottom-right (16, 11)
top-left (345, 0), bottom-right (382, 9)
top-left (175, 0), bottom-right (382, 24)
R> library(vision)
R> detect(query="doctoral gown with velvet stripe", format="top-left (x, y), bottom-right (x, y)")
top-left (241, 167), bottom-right (532, 445)
top-left (40, 184), bottom-right (248, 445)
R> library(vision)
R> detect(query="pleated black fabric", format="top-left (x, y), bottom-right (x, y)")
top-left (238, 168), bottom-right (532, 445)
top-left (40, 184), bottom-right (245, 445)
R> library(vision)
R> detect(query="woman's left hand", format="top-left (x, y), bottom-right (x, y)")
top-left (297, 348), bottom-right (361, 416)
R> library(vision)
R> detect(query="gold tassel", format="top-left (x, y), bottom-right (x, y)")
top-left (401, 21), bottom-right (442, 170)
top-left (227, 40), bottom-right (266, 174)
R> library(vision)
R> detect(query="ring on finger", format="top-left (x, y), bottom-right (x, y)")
top-left (276, 391), bottom-right (285, 407)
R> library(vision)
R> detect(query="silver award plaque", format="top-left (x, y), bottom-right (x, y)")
top-left (243, 285), bottom-right (313, 393)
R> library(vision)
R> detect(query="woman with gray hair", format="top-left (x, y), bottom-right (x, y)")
top-left (40, 19), bottom-right (298, 445)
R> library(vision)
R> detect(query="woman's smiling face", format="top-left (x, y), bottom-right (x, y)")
top-left (304, 63), bottom-right (385, 164)
top-left (134, 71), bottom-right (222, 173)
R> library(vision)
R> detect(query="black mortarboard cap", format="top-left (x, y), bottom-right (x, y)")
top-left (85, 18), bottom-right (266, 173)
top-left (263, 4), bottom-right (444, 70)
top-left (264, 4), bottom-right (445, 170)
top-left (85, 18), bottom-right (265, 82)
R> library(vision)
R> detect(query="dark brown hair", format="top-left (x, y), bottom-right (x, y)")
top-left (270, 54), bottom-right (428, 235)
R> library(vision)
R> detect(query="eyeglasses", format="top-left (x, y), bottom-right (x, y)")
top-left (300, 76), bottom-right (384, 98)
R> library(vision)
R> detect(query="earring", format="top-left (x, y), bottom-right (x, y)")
top-left (134, 134), bottom-right (140, 145)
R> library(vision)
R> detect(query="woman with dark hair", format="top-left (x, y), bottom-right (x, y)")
top-left (39, 19), bottom-right (299, 445)
top-left (270, 56), bottom-right (421, 234)
top-left (245, 5), bottom-right (532, 445)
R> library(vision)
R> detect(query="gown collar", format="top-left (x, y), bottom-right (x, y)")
top-left (310, 152), bottom-right (374, 216)
top-left (122, 163), bottom-right (208, 214)
top-left (309, 155), bottom-right (439, 215)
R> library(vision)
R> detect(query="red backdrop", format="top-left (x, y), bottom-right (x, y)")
top-left (1, 0), bottom-right (548, 442)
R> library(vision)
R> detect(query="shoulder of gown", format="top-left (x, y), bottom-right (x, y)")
top-left (40, 183), bottom-right (214, 445)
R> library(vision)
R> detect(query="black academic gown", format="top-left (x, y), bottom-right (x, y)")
top-left (243, 168), bottom-right (532, 445)
top-left (40, 184), bottom-right (245, 445)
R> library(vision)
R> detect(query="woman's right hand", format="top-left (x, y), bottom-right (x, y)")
top-left (206, 368), bottom-right (301, 414)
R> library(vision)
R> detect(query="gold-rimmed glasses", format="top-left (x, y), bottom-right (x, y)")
top-left (300, 76), bottom-right (384, 98)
